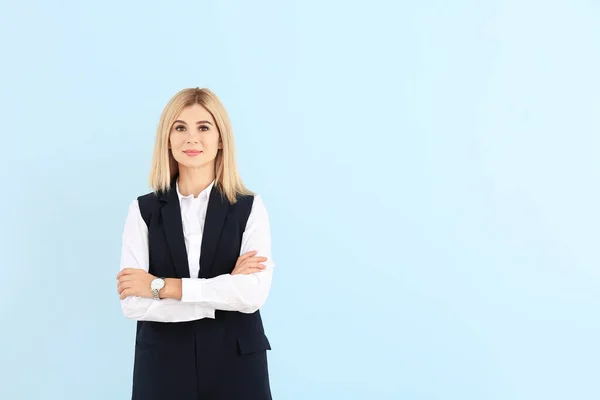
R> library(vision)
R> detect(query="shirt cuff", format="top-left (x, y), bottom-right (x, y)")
top-left (180, 278), bottom-right (203, 303)
top-left (145, 297), bottom-right (216, 321)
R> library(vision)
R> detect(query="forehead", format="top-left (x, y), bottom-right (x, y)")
top-left (176, 103), bottom-right (215, 123)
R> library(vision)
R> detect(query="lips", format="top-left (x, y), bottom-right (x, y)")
top-left (183, 150), bottom-right (202, 156)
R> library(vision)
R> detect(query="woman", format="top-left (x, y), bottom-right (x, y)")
top-left (116, 87), bottom-right (274, 400)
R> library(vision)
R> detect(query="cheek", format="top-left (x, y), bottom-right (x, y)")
top-left (205, 133), bottom-right (221, 148)
top-left (169, 134), bottom-right (182, 148)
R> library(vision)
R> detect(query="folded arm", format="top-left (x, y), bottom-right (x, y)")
top-left (119, 200), bottom-right (215, 322)
top-left (165, 195), bottom-right (275, 314)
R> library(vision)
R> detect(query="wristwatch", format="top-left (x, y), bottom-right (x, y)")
top-left (150, 277), bottom-right (165, 300)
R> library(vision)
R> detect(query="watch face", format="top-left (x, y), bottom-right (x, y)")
top-left (151, 279), bottom-right (165, 290)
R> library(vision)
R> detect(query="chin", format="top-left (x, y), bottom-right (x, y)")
top-left (178, 158), bottom-right (213, 169)
top-left (178, 160), bottom-right (204, 168)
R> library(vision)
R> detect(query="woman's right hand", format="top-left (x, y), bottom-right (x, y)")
top-left (231, 250), bottom-right (268, 275)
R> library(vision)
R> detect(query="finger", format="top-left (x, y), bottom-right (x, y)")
top-left (118, 282), bottom-right (133, 294)
top-left (238, 266), bottom-right (265, 275)
top-left (117, 268), bottom-right (137, 278)
top-left (241, 259), bottom-right (267, 269)
top-left (242, 256), bottom-right (267, 263)
top-left (251, 256), bottom-right (268, 262)
top-left (237, 263), bottom-right (267, 274)
top-left (117, 279), bottom-right (133, 290)
top-left (235, 250), bottom-right (258, 267)
top-left (233, 257), bottom-right (266, 274)
top-left (118, 275), bottom-right (136, 284)
top-left (120, 286), bottom-right (141, 299)
top-left (117, 268), bottom-right (132, 278)
top-left (239, 250), bottom-right (258, 261)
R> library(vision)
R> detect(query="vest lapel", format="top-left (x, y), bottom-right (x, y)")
top-left (159, 182), bottom-right (190, 279)
top-left (199, 185), bottom-right (230, 278)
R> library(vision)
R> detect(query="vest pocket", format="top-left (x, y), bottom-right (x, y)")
top-left (236, 332), bottom-right (272, 356)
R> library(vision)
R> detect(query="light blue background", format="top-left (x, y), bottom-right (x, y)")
top-left (1, 1), bottom-right (598, 399)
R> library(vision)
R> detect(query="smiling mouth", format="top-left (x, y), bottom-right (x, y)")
top-left (183, 150), bottom-right (202, 156)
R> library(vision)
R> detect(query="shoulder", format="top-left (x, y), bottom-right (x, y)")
top-left (233, 191), bottom-right (255, 205)
top-left (243, 193), bottom-right (271, 230)
top-left (226, 192), bottom-right (254, 220)
top-left (232, 191), bottom-right (269, 211)
top-left (246, 193), bottom-right (269, 220)
top-left (137, 190), bottom-right (160, 203)
top-left (136, 190), bottom-right (161, 211)
top-left (250, 193), bottom-right (266, 209)
top-left (134, 191), bottom-right (162, 225)
top-left (228, 192), bottom-right (268, 226)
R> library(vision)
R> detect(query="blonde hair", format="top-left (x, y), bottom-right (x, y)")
top-left (149, 87), bottom-right (253, 204)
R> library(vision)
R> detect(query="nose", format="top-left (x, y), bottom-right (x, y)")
top-left (186, 132), bottom-right (199, 144)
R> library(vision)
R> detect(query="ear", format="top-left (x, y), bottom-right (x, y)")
top-left (218, 140), bottom-right (223, 149)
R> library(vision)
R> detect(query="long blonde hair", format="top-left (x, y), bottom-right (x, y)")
top-left (148, 87), bottom-right (253, 204)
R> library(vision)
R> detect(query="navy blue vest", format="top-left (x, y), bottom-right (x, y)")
top-left (130, 179), bottom-right (272, 400)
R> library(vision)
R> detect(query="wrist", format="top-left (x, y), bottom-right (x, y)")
top-left (160, 278), bottom-right (182, 300)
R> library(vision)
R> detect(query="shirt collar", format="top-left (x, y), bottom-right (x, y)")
top-left (176, 179), bottom-right (215, 202)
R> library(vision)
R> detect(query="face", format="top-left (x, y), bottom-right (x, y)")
top-left (169, 103), bottom-right (222, 171)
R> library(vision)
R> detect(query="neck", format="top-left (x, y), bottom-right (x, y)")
top-left (177, 165), bottom-right (215, 197)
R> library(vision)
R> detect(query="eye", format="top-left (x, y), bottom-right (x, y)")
top-left (199, 125), bottom-right (210, 132)
top-left (174, 125), bottom-right (185, 132)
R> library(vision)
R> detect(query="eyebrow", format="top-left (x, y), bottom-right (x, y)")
top-left (173, 120), bottom-right (213, 125)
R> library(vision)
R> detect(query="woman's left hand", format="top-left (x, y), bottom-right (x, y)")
top-left (117, 268), bottom-right (155, 299)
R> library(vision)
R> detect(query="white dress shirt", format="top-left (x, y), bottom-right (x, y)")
top-left (119, 180), bottom-right (274, 322)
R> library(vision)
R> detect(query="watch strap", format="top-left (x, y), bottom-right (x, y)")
top-left (151, 277), bottom-right (165, 300)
